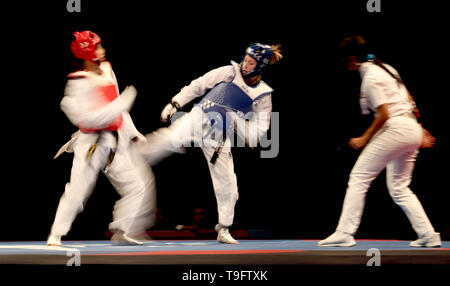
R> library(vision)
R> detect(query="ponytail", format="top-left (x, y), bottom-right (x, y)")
top-left (269, 44), bottom-right (283, 65)
top-left (371, 57), bottom-right (404, 85)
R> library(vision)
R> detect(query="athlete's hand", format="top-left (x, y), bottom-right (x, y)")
top-left (420, 128), bottom-right (436, 149)
top-left (160, 103), bottom-right (178, 123)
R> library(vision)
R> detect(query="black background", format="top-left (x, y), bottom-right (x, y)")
top-left (1, 0), bottom-right (448, 243)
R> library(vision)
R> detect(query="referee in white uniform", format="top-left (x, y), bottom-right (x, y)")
top-left (319, 36), bottom-right (441, 247)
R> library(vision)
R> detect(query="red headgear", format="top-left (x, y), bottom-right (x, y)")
top-left (70, 31), bottom-right (102, 60)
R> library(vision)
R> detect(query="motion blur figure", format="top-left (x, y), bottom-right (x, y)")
top-left (47, 31), bottom-right (155, 246)
top-left (135, 43), bottom-right (282, 244)
top-left (319, 36), bottom-right (440, 247)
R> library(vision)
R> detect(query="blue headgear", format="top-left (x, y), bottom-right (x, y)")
top-left (241, 43), bottom-right (273, 78)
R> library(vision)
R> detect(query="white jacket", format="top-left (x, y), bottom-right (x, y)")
top-left (172, 64), bottom-right (273, 144)
top-left (55, 62), bottom-right (142, 158)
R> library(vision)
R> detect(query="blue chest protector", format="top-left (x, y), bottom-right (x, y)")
top-left (198, 61), bottom-right (273, 135)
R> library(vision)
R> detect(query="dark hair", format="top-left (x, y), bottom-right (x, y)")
top-left (339, 35), bottom-right (368, 62)
top-left (340, 35), bottom-right (403, 85)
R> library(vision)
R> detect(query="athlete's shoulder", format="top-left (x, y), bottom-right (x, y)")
top-left (100, 61), bottom-right (112, 68)
top-left (255, 80), bottom-right (273, 94)
top-left (99, 61), bottom-right (114, 72)
top-left (367, 62), bottom-right (398, 77)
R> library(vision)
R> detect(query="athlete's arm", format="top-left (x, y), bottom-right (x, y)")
top-left (171, 66), bottom-right (234, 107)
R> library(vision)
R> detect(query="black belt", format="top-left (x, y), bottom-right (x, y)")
top-left (209, 131), bottom-right (227, 165)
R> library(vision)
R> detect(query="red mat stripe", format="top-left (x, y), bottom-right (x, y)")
top-left (89, 249), bottom-right (307, 256)
top-left (301, 239), bottom-right (404, 241)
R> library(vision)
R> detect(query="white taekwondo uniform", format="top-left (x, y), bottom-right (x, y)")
top-left (138, 61), bottom-right (272, 227)
top-left (50, 61), bottom-right (155, 237)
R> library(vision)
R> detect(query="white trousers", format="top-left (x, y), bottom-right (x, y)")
top-left (336, 116), bottom-right (435, 237)
top-left (138, 106), bottom-right (239, 227)
top-left (51, 131), bottom-right (155, 236)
